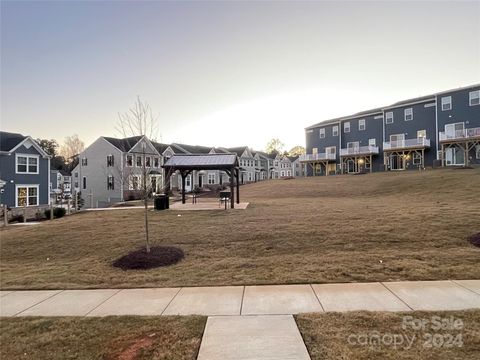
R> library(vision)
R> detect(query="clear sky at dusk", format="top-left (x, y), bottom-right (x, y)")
top-left (1, 1), bottom-right (479, 151)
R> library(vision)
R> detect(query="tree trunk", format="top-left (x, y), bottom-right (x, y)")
top-left (143, 148), bottom-right (150, 253)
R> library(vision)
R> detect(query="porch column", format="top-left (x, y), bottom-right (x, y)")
top-left (230, 167), bottom-right (235, 209)
top-left (181, 172), bottom-right (186, 204)
top-left (236, 168), bottom-right (240, 204)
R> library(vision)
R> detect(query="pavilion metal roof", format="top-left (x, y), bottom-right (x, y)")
top-left (163, 154), bottom-right (238, 169)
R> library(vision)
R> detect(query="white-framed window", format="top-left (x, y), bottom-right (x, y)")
top-left (82, 176), bottom-right (87, 190)
top-left (107, 175), bottom-right (114, 190)
top-left (126, 155), bottom-right (133, 167)
top-left (369, 138), bottom-right (376, 146)
top-left (280, 170), bottom-right (285, 177)
top-left (385, 112), bottom-right (394, 124)
top-left (417, 130), bottom-right (426, 139)
top-left (129, 175), bottom-right (140, 190)
top-left (154, 157), bottom-right (159, 167)
top-left (358, 119), bottom-right (365, 131)
top-left (469, 90), bottom-right (480, 106)
top-left (107, 154), bottom-right (114, 167)
top-left (208, 173), bottom-right (215, 184)
top-left (319, 128), bottom-right (325, 138)
top-left (145, 156), bottom-right (151, 167)
top-left (325, 146), bottom-right (336, 156)
top-left (413, 153), bottom-right (422, 165)
top-left (16, 185), bottom-right (39, 207)
top-left (332, 125), bottom-right (339, 137)
top-left (136, 156), bottom-right (142, 167)
top-left (404, 108), bottom-right (413, 121)
top-left (16, 154), bottom-right (39, 174)
top-left (81, 157), bottom-right (88, 166)
top-left (344, 122), bottom-right (350, 133)
top-left (441, 96), bottom-right (452, 111)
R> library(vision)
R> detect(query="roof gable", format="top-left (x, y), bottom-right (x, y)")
top-left (0, 131), bottom-right (26, 152)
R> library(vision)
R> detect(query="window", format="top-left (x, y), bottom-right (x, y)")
top-left (107, 155), bottom-right (114, 167)
top-left (417, 130), bottom-right (426, 139)
top-left (344, 122), bottom-right (350, 133)
top-left (319, 128), bottom-right (325, 138)
top-left (16, 155), bottom-right (38, 174)
top-left (16, 185), bottom-right (38, 207)
top-left (82, 176), bottom-right (87, 190)
top-left (385, 112), bottom-right (394, 124)
top-left (413, 153), bottom-right (422, 165)
top-left (358, 119), bottom-right (365, 131)
top-left (126, 155), bottom-right (133, 167)
top-left (107, 175), bottom-right (114, 190)
top-left (154, 157), bottom-right (159, 167)
top-left (81, 157), bottom-right (88, 166)
top-left (136, 156), bottom-right (142, 167)
top-left (74, 172), bottom-right (78, 178)
top-left (129, 175), bottom-right (139, 190)
top-left (369, 138), bottom-right (376, 146)
top-left (441, 96), bottom-right (452, 111)
top-left (469, 90), bottom-right (480, 106)
top-left (332, 126), bottom-right (339, 137)
top-left (476, 145), bottom-right (480, 159)
top-left (208, 173), bottom-right (215, 184)
top-left (325, 146), bottom-right (336, 156)
top-left (404, 108), bottom-right (413, 121)
top-left (145, 156), bottom-right (151, 167)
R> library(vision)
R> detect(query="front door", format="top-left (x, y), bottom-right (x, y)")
top-left (198, 175), bottom-right (203, 188)
top-left (390, 154), bottom-right (405, 170)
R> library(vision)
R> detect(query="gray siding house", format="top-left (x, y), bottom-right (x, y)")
top-left (302, 84), bottom-right (480, 175)
top-left (0, 131), bottom-right (50, 208)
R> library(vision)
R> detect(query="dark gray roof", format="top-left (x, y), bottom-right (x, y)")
top-left (227, 146), bottom-right (249, 157)
top-left (0, 131), bottom-right (27, 152)
top-left (103, 136), bottom-right (143, 152)
top-left (152, 141), bottom-right (170, 154)
top-left (287, 156), bottom-right (299, 162)
top-left (171, 143), bottom-right (213, 154)
top-left (387, 94), bottom-right (435, 108)
top-left (163, 154), bottom-right (238, 169)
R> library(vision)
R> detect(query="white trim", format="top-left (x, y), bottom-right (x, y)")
top-left (374, 115), bottom-right (383, 119)
top-left (358, 119), bottom-right (366, 131)
top-left (15, 153), bottom-right (39, 174)
top-left (404, 108), bottom-right (413, 121)
top-left (382, 98), bottom-right (435, 110)
top-left (319, 128), bottom-right (325, 138)
top-left (332, 125), bottom-right (339, 137)
top-left (441, 96), bottom-right (452, 111)
top-left (424, 102), bottom-right (436, 108)
top-left (435, 95), bottom-right (439, 157)
top-left (15, 184), bottom-right (39, 207)
top-left (343, 121), bottom-right (350, 133)
top-left (385, 112), bottom-right (394, 124)
top-left (469, 90), bottom-right (480, 106)
top-left (369, 138), bottom-right (376, 146)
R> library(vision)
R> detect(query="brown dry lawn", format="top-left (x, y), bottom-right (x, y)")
top-left (296, 310), bottom-right (480, 359)
top-left (0, 316), bottom-right (206, 360)
top-left (1, 168), bottom-right (479, 289)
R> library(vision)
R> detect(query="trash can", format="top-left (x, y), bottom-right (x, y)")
top-left (154, 195), bottom-right (167, 210)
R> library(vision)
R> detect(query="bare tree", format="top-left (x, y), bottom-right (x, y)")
top-left (116, 96), bottom-right (159, 140)
top-left (59, 135), bottom-right (85, 163)
top-left (115, 97), bottom-right (161, 253)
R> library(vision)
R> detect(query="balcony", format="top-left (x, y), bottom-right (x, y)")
top-left (439, 127), bottom-right (480, 142)
top-left (383, 138), bottom-right (430, 151)
top-left (340, 145), bottom-right (379, 156)
top-left (299, 153), bottom-right (336, 162)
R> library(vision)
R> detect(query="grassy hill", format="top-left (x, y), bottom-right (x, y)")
top-left (1, 168), bottom-right (479, 289)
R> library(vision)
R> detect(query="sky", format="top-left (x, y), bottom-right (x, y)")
top-left (1, 1), bottom-right (479, 152)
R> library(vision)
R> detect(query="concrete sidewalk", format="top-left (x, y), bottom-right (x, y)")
top-left (1, 280), bottom-right (479, 317)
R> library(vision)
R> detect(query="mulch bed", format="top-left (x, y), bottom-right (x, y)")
top-left (113, 246), bottom-right (184, 270)
top-left (468, 233), bottom-right (480, 247)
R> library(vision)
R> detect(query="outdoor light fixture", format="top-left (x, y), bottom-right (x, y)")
top-left (358, 158), bottom-right (365, 165)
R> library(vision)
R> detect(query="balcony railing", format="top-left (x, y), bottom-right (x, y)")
top-left (383, 138), bottom-right (430, 150)
top-left (439, 127), bottom-right (480, 142)
top-left (340, 145), bottom-right (379, 156)
top-left (299, 153), bottom-right (336, 161)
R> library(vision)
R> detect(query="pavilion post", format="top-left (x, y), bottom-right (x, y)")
top-left (235, 168), bottom-right (240, 204)
top-left (230, 166), bottom-right (235, 209)
top-left (181, 171), bottom-right (186, 204)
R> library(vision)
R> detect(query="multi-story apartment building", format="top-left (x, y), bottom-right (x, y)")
top-left (302, 84), bottom-right (480, 175)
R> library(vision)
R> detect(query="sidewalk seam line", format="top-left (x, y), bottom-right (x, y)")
top-left (310, 284), bottom-right (325, 312)
top-left (450, 280), bottom-right (480, 296)
top-left (239, 286), bottom-right (246, 315)
top-left (380, 282), bottom-right (414, 311)
top-left (13, 290), bottom-right (65, 317)
top-left (84, 289), bottom-right (123, 316)
top-left (160, 287), bottom-right (183, 315)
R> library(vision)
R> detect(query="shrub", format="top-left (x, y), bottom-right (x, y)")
top-left (44, 207), bottom-right (67, 219)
